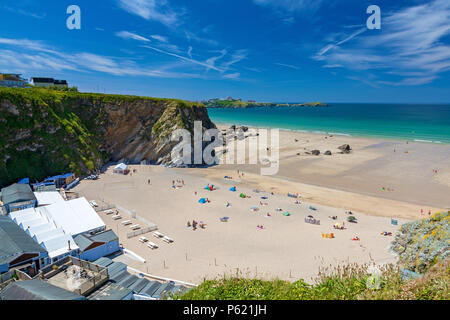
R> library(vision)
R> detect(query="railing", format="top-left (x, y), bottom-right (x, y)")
top-left (127, 226), bottom-right (158, 239)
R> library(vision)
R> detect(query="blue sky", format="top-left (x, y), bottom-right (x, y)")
top-left (0, 0), bottom-right (449, 103)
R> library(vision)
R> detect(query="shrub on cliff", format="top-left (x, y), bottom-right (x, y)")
top-left (390, 211), bottom-right (449, 273)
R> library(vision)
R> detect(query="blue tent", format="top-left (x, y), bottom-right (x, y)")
top-left (18, 178), bottom-right (30, 184)
top-left (229, 187), bottom-right (236, 192)
top-left (198, 198), bottom-right (207, 204)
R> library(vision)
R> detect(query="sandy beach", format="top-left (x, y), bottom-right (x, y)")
top-left (72, 127), bottom-right (448, 284)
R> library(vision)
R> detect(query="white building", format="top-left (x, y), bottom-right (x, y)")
top-left (8, 192), bottom-right (106, 264)
top-left (113, 163), bottom-right (128, 175)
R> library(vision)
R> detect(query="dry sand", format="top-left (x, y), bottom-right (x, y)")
top-left (73, 128), bottom-right (448, 284)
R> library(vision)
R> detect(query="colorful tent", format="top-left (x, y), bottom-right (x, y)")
top-left (198, 198), bottom-right (207, 204)
top-left (239, 193), bottom-right (246, 198)
top-left (229, 187), bottom-right (236, 192)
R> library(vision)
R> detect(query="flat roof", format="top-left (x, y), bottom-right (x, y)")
top-left (1, 183), bottom-right (36, 205)
top-left (0, 279), bottom-right (85, 300)
top-left (34, 191), bottom-right (65, 206)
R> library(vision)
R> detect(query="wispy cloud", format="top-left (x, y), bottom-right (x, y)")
top-left (116, 31), bottom-right (151, 42)
top-left (253, 0), bottom-right (323, 12)
top-left (142, 45), bottom-right (225, 72)
top-left (275, 62), bottom-right (300, 70)
top-left (3, 5), bottom-right (46, 19)
top-left (314, 0), bottom-right (450, 86)
top-left (143, 45), bottom-right (247, 76)
top-left (150, 34), bottom-right (168, 43)
top-left (0, 37), bottom-right (203, 79)
top-left (223, 73), bottom-right (240, 79)
top-left (116, 0), bottom-right (179, 26)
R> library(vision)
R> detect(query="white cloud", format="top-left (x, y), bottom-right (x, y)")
top-left (117, 0), bottom-right (179, 26)
top-left (223, 73), bottom-right (240, 79)
top-left (142, 45), bottom-right (225, 72)
top-left (0, 37), bottom-right (203, 79)
top-left (253, 0), bottom-right (323, 12)
top-left (116, 31), bottom-right (151, 42)
top-left (275, 63), bottom-right (300, 70)
top-left (150, 34), bottom-right (168, 42)
top-left (314, 0), bottom-right (450, 86)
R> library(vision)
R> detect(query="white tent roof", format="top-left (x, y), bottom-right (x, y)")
top-left (34, 191), bottom-right (65, 206)
top-left (41, 234), bottom-right (79, 258)
top-left (114, 163), bottom-right (127, 170)
top-left (26, 223), bottom-right (54, 237)
top-left (39, 197), bottom-right (106, 236)
top-left (33, 227), bottom-right (65, 244)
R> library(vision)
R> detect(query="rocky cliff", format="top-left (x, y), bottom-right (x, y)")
top-left (0, 88), bottom-right (215, 187)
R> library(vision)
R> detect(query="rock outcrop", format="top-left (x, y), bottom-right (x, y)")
top-left (0, 88), bottom-right (216, 187)
top-left (338, 144), bottom-right (352, 154)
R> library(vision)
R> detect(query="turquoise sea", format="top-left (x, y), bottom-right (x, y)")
top-left (207, 103), bottom-right (450, 144)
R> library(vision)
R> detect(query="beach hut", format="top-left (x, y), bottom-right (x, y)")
top-left (113, 163), bottom-right (129, 175)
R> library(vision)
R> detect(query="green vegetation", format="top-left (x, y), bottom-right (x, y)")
top-left (178, 212), bottom-right (449, 300)
top-left (391, 211), bottom-right (449, 273)
top-left (0, 87), bottom-right (208, 187)
top-left (177, 259), bottom-right (449, 300)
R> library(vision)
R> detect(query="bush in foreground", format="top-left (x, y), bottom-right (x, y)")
top-left (176, 259), bottom-right (449, 300)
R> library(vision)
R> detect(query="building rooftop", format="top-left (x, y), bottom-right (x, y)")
top-left (39, 256), bottom-right (109, 296)
top-left (1, 183), bottom-right (36, 205)
top-left (87, 282), bottom-right (132, 300)
top-left (0, 279), bottom-right (85, 300)
top-left (0, 216), bottom-right (46, 266)
top-left (73, 229), bottom-right (118, 251)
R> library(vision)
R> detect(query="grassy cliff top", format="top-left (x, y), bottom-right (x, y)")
top-left (0, 87), bottom-right (203, 108)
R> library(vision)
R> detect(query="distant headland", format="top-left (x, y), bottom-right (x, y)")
top-left (202, 97), bottom-right (328, 108)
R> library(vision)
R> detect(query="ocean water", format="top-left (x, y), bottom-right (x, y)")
top-left (207, 103), bottom-right (450, 144)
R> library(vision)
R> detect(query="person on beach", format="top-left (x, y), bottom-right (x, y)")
top-left (187, 221), bottom-right (191, 227)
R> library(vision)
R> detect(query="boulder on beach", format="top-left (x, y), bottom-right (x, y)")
top-left (324, 150), bottom-right (332, 155)
top-left (338, 144), bottom-right (352, 154)
top-left (311, 150), bottom-right (320, 156)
